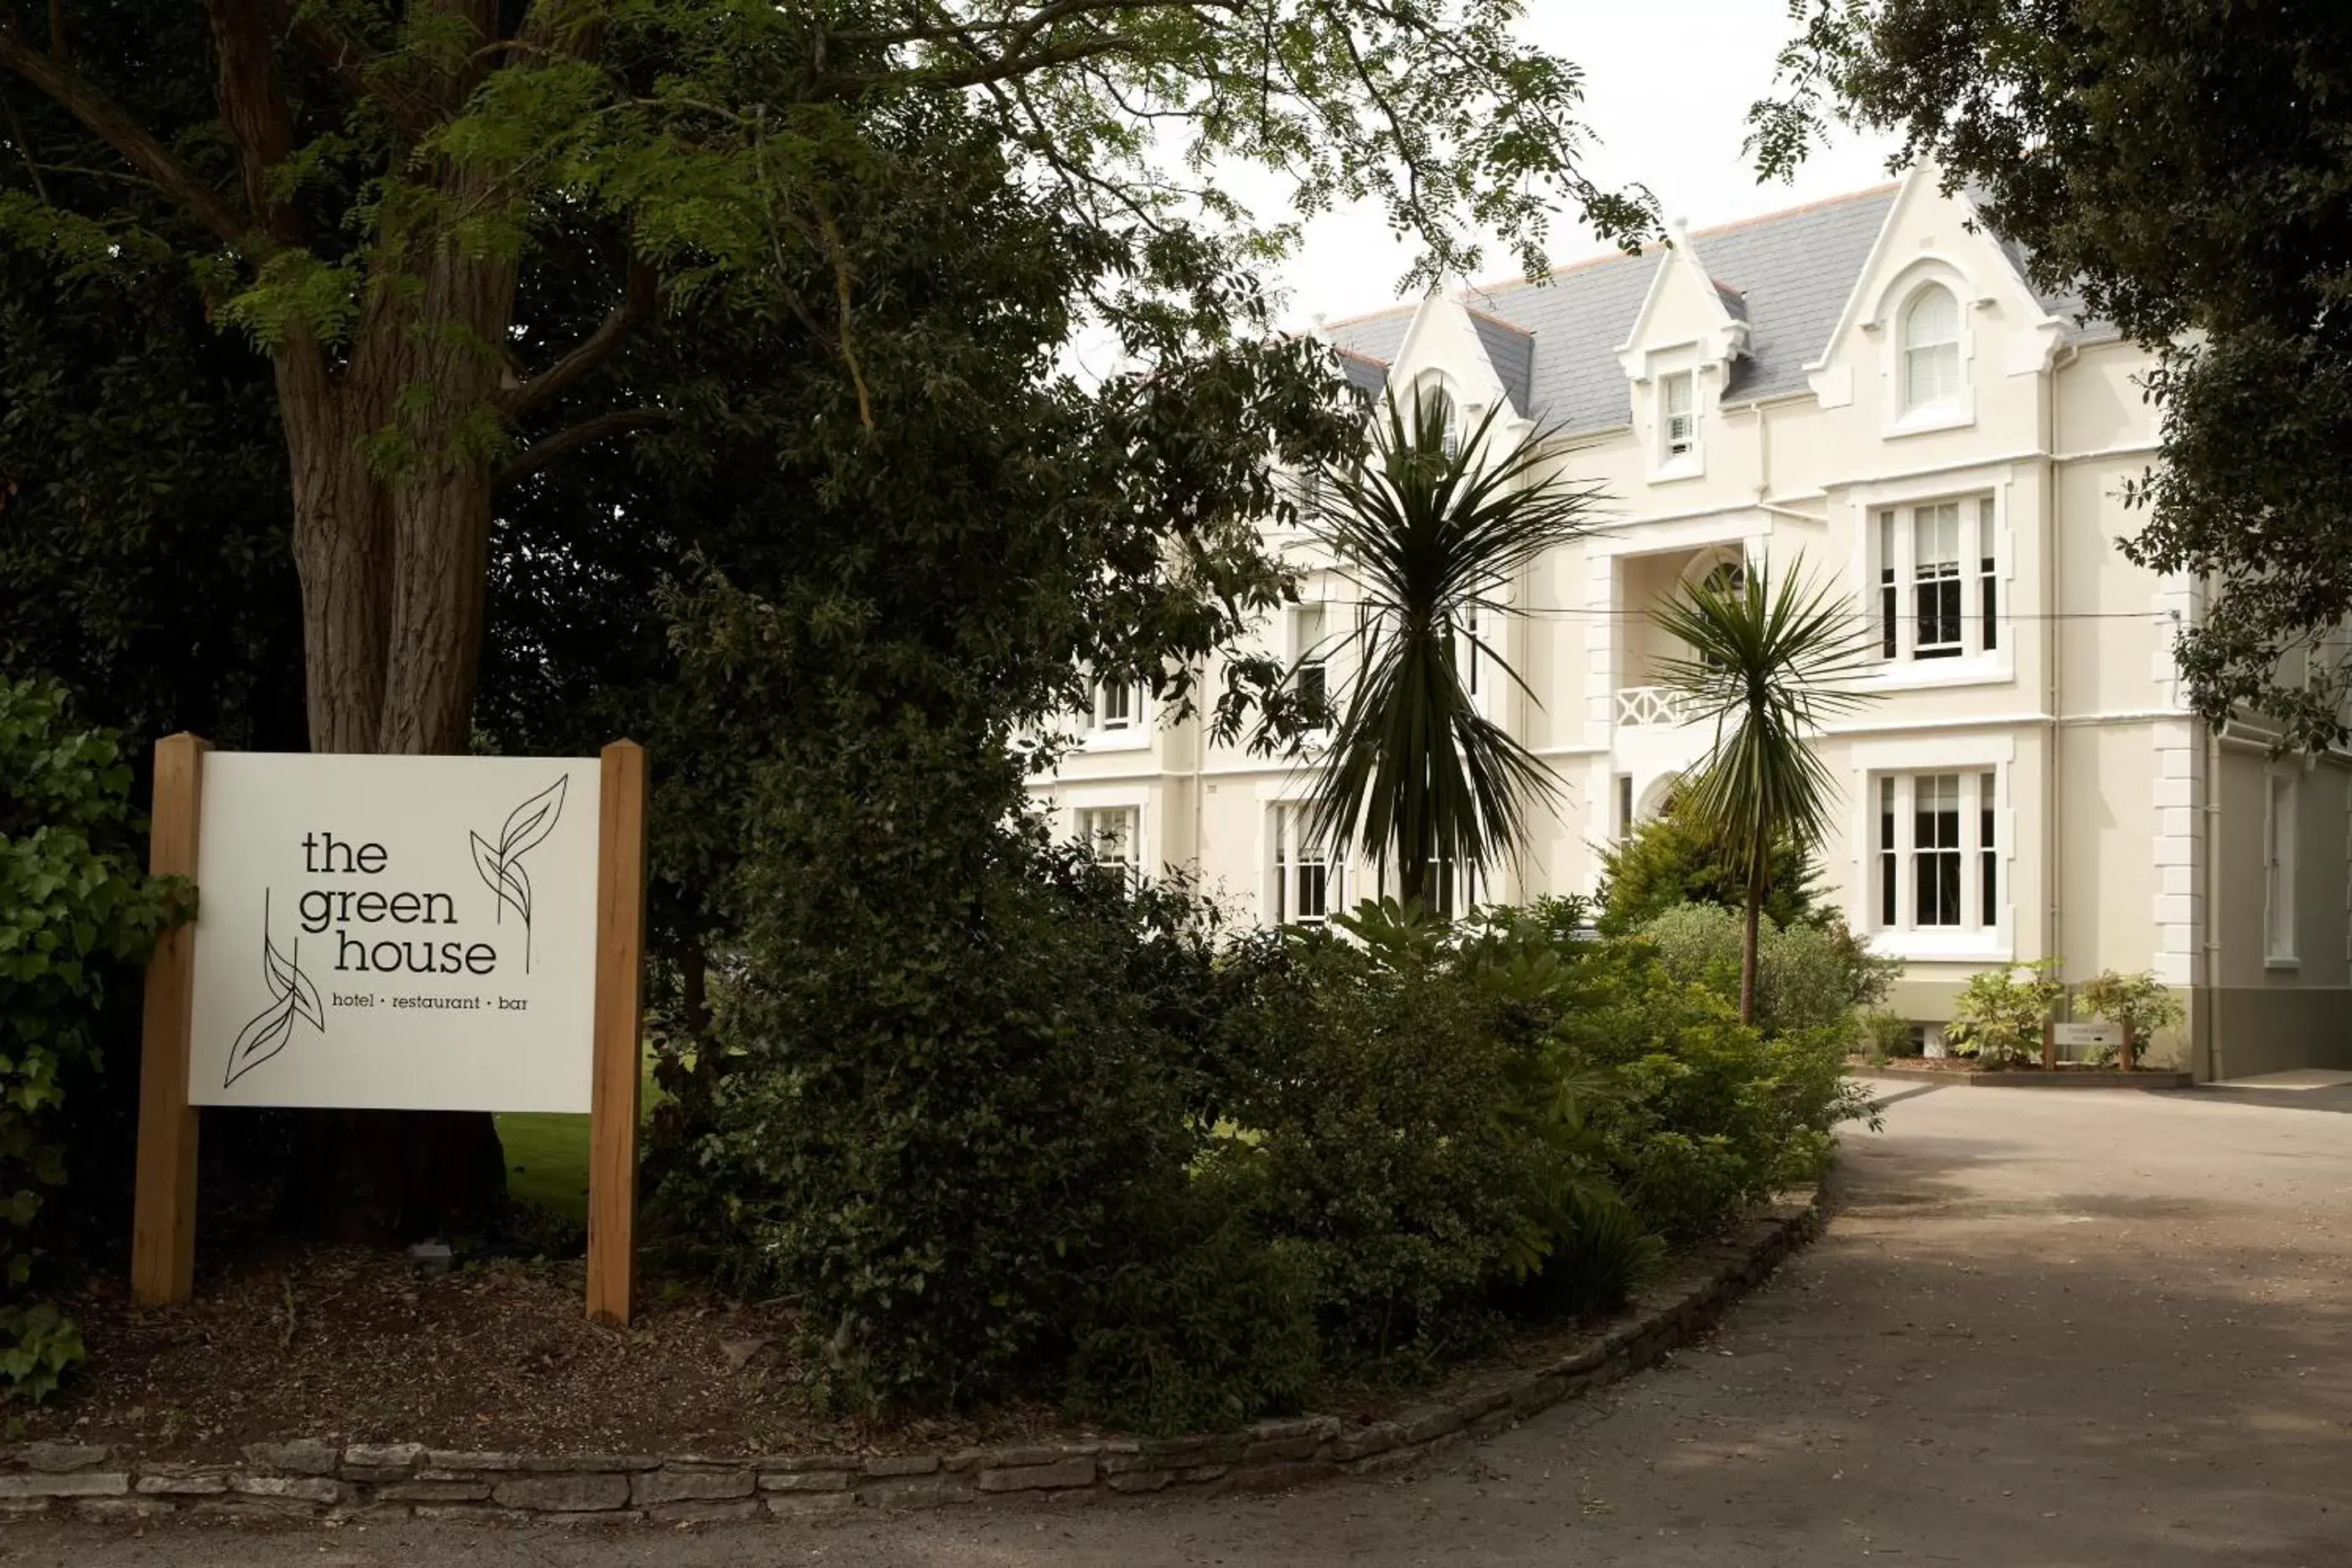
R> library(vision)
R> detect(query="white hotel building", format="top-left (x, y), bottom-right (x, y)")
top-left (1037, 167), bottom-right (2352, 1079)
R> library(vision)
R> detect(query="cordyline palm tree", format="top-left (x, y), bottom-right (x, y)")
top-left (1304, 388), bottom-right (1603, 911)
top-left (1654, 564), bottom-right (1882, 1024)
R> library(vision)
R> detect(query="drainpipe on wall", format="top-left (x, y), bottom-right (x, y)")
top-left (2043, 349), bottom-right (2065, 986)
top-left (2205, 713), bottom-right (2225, 1079)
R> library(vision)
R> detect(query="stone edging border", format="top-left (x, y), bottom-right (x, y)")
top-left (1862, 1066), bottom-right (2191, 1089)
top-left (2, 1188), bottom-right (1821, 1528)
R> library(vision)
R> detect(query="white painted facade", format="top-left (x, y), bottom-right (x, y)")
top-left (1036, 168), bottom-right (2352, 1078)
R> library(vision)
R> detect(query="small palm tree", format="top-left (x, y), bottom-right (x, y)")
top-left (1654, 565), bottom-right (1881, 1024)
top-left (1304, 388), bottom-right (1603, 910)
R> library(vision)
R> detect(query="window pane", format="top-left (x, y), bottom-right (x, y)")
top-left (1914, 505), bottom-right (1962, 655)
top-left (1664, 373), bottom-right (1695, 456)
top-left (1978, 497), bottom-right (1999, 651)
top-left (1878, 777), bottom-right (1896, 927)
top-left (1903, 286), bottom-right (1961, 410)
top-left (1979, 771), bottom-right (1997, 929)
top-left (1878, 511), bottom-right (1899, 659)
top-left (1914, 774), bottom-right (1961, 927)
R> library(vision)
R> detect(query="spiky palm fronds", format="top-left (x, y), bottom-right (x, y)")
top-left (1305, 389), bottom-right (1604, 908)
top-left (1653, 563), bottom-right (1882, 1022)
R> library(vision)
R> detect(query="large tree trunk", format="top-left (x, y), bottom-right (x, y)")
top-left (273, 204), bottom-right (521, 1242)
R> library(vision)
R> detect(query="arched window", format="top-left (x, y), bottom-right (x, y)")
top-left (1696, 557), bottom-right (1747, 668)
top-left (1901, 284), bottom-right (1961, 411)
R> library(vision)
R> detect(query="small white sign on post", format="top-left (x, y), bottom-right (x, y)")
top-left (187, 753), bottom-right (604, 1113)
top-left (2051, 1022), bottom-right (2122, 1050)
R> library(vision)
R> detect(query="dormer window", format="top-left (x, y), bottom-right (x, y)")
top-left (1425, 387), bottom-right (1463, 459)
top-left (1661, 371), bottom-right (1696, 458)
top-left (1901, 285), bottom-right (1961, 412)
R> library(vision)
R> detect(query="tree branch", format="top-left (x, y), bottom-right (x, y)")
top-left (505, 255), bottom-right (656, 416)
top-left (204, 0), bottom-right (302, 246)
top-left (0, 32), bottom-right (253, 251)
top-left (496, 406), bottom-right (673, 488)
top-left (272, 1), bottom-right (436, 143)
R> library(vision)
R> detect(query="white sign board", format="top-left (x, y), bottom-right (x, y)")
top-left (2052, 1022), bottom-right (2122, 1048)
top-left (188, 753), bottom-right (603, 1112)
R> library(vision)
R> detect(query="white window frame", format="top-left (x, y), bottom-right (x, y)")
top-left (1643, 354), bottom-right (1704, 483)
top-left (1073, 804), bottom-right (1142, 887)
top-left (1293, 602), bottom-right (1333, 733)
top-left (2265, 769), bottom-right (2299, 966)
top-left (1081, 677), bottom-right (1150, 752)
top-left (1861, 487), bottom-right (2011, 689)
top-left (1662, 370), bottom-right (1696, 460)
top-left (1870, 265), bottom-right (1978, 437)
top-left (1268, 801), bottom-right (1341, 926)
top-left (1852, 739), bottom-right (2014, 963)
top-left (1065, 787), bottom-right (1150, 884)
top-left (1900, 283), bottom-right (1962, 415)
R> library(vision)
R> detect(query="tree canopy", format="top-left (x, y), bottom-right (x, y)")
top-left (1752, 0), bottom-right (2352, 751)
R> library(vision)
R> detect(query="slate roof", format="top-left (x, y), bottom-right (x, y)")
top-left (1465, 309), bottom-right (1533, 416)
top-left (1318, 183), bottom-right (2099, 435)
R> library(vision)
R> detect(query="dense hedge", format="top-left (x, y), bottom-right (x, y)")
top-left (0, 680), bottom-right (184, 1403)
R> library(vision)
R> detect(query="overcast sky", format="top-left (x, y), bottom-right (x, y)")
top-left (1250, 3), bottom-right (1904, 329)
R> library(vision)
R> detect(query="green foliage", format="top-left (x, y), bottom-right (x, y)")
top-left (1858, 1008), bottom-right (1916, 1063)
top-left (1207, 920), bottom-right (1558, 1374)
top-left (1596, 794), bottom-right (1823, 935)
top-left (1752, 0), bottom-right (2352, 751)
top-left (1636, 903), bottom-right (1899, 1038)
top-left (2076, 970), bottom-right (2186, 1040)
top-left (1653, 563), bottom-right (1882, 1020)
top-left (1063, 1169), bottom-right (1320, 1436)
top-left (1945, 960), bottom-right (2066, 1067)
top-left (1303, 391), bottom-right (1605, 906)
top-left (1539, 937), bottom-right (1868, 1239)
top-left (0, 224), bottom-right (301, 752)
top-left (2077, 969), bottom-right (2185, 1064)
top-left (0, 679), bottom-right (185, 1403)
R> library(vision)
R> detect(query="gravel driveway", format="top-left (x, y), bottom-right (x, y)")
top-left (11, 1079), bottom-right (2350, 1566)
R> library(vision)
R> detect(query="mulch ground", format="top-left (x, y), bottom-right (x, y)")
top-left (16, 1245), bottom-right (1072, 1463)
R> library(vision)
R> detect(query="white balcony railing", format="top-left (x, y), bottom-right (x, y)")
top-left (1614, 685), bottom-right (1694, 729)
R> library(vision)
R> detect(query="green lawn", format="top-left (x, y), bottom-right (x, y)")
top-left (495, 1058), bottom-right (662, 1224)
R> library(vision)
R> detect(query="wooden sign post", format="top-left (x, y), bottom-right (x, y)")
top-left (130, 738), bottom-right (649, 1324)
top-left (131, 734), bottom-right (208, 1307)
top-left (588, 739), bottom-right (648, 1326)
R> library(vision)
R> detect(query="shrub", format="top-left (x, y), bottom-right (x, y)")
top-left (653, 717), bottom-right (1255, 1411)
top-left (1857, 1008), bottom-right (1916, 1062)
top-left (1543, 937), bottom-right (1867, 1239)
top-left (1635, 903), bottom-right (1897, 1038)
top-left (1063, 1161), bottom-right (1320, 1436)
top-left (1207, 919), bottom-right (1553, 1376)
top-left (1596, 794), bottom-right (1822, 934)
top-left (0, 678), bottom-right (185, 1403)
top-left (2076, 970), bottom-right (2185, 1064)
top-left (1945, 960), bottom-right (2065, 1066)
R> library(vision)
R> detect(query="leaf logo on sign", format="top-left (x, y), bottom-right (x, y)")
top-left (225, 890), bottom-right (326, 1089)
top-left (468, 775), bottom-right (567, 974)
